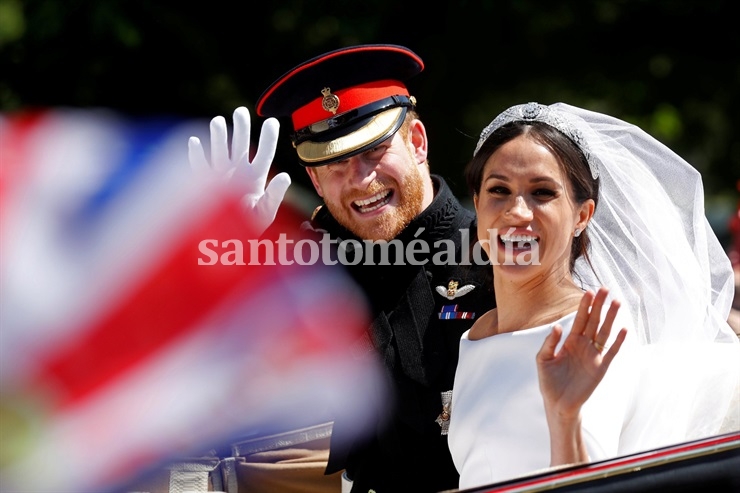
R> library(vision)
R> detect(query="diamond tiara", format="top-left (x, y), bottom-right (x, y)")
top-left (474, 102), bottom-right (600, 180)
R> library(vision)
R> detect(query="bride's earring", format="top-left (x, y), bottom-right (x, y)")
top-left (574, 228), bottom-right (582, 237)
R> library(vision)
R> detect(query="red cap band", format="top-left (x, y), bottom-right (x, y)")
top-left (291, 80), bottom-right (409, 131)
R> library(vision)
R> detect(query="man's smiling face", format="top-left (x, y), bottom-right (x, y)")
top-left (306, 119), bottom-right (432, 241)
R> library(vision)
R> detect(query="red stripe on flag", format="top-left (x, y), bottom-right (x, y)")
top-left (33, 192), bottom-right (268, 409)
top-left (0, 110), bottom-right (48, 230)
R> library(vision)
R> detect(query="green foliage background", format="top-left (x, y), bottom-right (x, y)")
top-left (2, 0), bottom-right (739, 243)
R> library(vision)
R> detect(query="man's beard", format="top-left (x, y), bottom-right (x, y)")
top-left (324, 165), bottom-right (427, 241)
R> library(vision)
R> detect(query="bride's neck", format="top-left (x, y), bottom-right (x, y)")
top-left (493, 273), bottom-right (583, 334)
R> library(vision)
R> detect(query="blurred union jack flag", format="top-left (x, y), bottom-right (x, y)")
top-left (0, 108), bottom-right (386, 493)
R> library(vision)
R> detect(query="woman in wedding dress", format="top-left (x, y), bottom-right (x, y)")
top-left (448, 102), bottom-right (740, 490)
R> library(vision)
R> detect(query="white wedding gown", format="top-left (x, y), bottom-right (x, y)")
top-left (448, 311), bottom-right (640, 490)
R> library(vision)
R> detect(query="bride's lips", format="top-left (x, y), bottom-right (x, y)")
top-left (498, 230), bottom-right (539, 250)
top-left (352, 189), bottom-right (393, 214)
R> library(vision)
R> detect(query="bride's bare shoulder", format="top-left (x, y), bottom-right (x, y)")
top-left (467, 308), bottom-right (498, 341)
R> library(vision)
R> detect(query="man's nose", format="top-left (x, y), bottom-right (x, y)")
top-left (345, 154), bottom-right (377, 186)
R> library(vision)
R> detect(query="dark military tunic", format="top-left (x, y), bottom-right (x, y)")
top-left (312, 176), bottom-right (496, 493)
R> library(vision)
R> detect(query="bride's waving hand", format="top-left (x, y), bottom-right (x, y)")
top-left (536, 287), bottom-right (628, 465)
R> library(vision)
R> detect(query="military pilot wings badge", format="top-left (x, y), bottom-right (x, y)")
top-left (436, 280), bottom-right (475, 300)
top-left (437, 280), bottom-right (476, 320)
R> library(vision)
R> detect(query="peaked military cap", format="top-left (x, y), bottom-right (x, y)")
top-left (256, 44), bottom-right (424, 166)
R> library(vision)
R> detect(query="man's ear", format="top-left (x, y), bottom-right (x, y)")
top-left (408, 119), bottom-right (428, 164)
top-left (305, 167), bottom-right (324, 197)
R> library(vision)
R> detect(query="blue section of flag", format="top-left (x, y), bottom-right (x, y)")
top-left (71, 118), bottom-right (180, 231)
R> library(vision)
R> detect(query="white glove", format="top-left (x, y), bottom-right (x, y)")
top-left (188, 106), bottom-right (291, 236)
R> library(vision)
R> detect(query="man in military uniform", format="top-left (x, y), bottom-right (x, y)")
top-left (192, 44), bottom-right (496, 493)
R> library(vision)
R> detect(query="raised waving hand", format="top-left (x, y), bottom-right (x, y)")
top-left (536, 287), bottom-right (628, 465)
top-left (188, 106), bottom-right (291, 236)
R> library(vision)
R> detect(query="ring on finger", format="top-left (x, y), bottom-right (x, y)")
top-left (592, 340), bottom-right (606, 353)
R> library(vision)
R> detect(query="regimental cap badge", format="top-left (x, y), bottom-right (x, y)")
top-left (321, 87), bottom-right (340, 115)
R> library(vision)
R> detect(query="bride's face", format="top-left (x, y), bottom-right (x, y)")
top-left (474, 134), bottom-right (593, 281)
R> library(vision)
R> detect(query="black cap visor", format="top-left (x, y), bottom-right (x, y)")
top-left (295, 106), bottom-right (408, 167)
